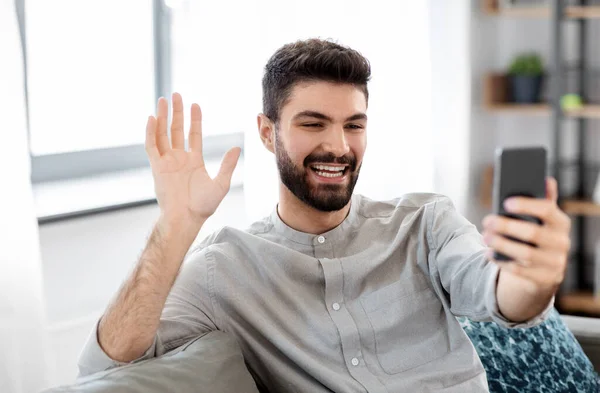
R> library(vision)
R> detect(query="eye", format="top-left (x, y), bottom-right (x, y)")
top-left (345, 124), bottom-right (364, 130)
top-left (302, 123), bottom-right (323, 128)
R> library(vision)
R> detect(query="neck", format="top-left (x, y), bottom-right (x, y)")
top-left (277, 184), bottom-right (351, 235)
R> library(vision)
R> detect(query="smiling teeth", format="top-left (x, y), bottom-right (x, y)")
top-left (315, 171), bottom-right (343, 178)
top-left (312, 165), bottom-right (345, 171)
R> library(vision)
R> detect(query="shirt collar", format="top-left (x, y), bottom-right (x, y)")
top-left (269, 194), bottom-right (361, 246)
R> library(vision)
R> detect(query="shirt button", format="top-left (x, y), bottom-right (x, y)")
top-left (317, 236), bottom-right (325, 244)
top-left (351, 357), bottom-right (359, 366)
top-left (332, 302), bottom-right (340, 311)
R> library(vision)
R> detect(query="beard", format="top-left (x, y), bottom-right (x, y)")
top-left (275, 136), bottom-right (361, 212)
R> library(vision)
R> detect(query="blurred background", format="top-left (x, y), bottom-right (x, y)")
top-left (1, 0), bottom-right (600, 391)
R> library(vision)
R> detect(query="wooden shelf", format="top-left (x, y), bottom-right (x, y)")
top-left (564, 105), bottom-right (600, 119)
top-left (484, 73), bottom-right (600, 118)
top-left (484, 4), bottom-right (550, 18)
top-left (558, 292), bottom-right (600, 316)
top-left (485, 103), bottom-right (600, 118)
top-left (484, 103), bottom-right (550, 115)
top-left (565, 6), bottom-right (600, 19)
top-left (483, 1), bottom-right (600, 19)
top-left (561, 200), bottom-right (600, 216)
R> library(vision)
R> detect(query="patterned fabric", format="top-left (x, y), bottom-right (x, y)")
top-left (459, 309), bottom-right (600, 393)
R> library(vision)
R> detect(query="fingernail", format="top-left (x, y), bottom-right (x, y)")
top-left (483, 232), bottom-right (493, 244)
top-left (504, 198), bottom-right (516, 210)
top-left (482, 215), bottom-right (494, 227)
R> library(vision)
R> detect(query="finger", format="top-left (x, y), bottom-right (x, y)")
top-left (482, 215), bottom-right (570, 251)
top-left (214, 147), bottom-right (242, 192)
top-left (171, 92), bottom-right (185, 150)
top-left (504, 197), bottom-right (570, 230)
top-left (189, 103), bottom-right (203, 155)
top-left (156, 97), bottom-right (170, 154)
top-left (546, 176), bottom-right (558, 203)
top-left (145, 116), bottom-right (160, 161)
top-left (483, 232), bottom-right (565, 268)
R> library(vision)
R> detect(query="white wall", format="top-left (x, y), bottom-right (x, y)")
top-left (38, 188), bottom-right (247, 388)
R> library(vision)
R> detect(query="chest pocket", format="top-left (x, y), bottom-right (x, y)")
top-left (360, 277), bottom-right (449, 375)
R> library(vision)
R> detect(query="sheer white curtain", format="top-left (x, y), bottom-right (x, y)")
top-left (428, 0), bottom-right (471, 214)
top-left (244, 0), bottom-right (435, 222)
top-left (0, 1), bottom-right (49, 391)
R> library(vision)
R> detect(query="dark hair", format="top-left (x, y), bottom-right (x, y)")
top-left (262, 38), bottom-right (371, 124)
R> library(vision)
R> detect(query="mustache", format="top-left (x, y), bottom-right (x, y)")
top-left (304, 152), bottom-right (357, 171)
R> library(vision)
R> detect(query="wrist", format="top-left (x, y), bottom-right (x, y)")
top-left (156, 214), bottom-right (205, 243)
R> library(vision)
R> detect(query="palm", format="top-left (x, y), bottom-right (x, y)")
top-left (146, 94), bottom-right (240, 224)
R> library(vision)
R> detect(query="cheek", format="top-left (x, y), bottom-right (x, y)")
top-left (349, 134), bottom-right (367, 161)
top-left (286, 134), bottom-right (320, 164)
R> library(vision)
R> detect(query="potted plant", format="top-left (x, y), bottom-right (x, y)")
top-left (507, 53), bottom-right (544, 103)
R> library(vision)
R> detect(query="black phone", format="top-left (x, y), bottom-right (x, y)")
top-left (492, 147), bottom-right (547, 262)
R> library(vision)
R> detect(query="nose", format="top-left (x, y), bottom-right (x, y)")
top-left (322, 126), bottom-right (350, 157)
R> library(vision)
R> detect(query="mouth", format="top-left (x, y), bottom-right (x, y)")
top-left (308, 163), bottom-right (349, 183)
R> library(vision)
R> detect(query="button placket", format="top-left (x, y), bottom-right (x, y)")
top-left (318, 258), bottom-right (387, 392)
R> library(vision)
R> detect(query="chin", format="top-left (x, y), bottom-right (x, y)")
top-left (307, 189), bottom-right (352, 212)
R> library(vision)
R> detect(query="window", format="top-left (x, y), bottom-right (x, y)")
top-left (27, 0), bottom-right (155, 156)
top-left (24, 0), bottom-right (243, 184)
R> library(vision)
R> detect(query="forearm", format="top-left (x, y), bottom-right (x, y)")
top-left (98, 215), bottom-right (203, 362)
top-left (496, 267), bottom-right (557, 323)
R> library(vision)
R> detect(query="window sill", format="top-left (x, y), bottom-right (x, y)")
top-left (34, 158), bottom-right (244, 224)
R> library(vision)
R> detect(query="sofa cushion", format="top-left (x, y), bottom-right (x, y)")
top-left (459, 309), bottom-right (599, 393)
top-left (42, 331), bottom-right (259, 393)
top-left (561, 314), bottom-right (600, 373)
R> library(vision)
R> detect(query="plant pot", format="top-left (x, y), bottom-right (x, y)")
top-left (509, 74), bottom-right (543, 103)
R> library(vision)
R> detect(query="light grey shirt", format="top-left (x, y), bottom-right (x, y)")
top-left (78, 193), bottom-right (553, 392)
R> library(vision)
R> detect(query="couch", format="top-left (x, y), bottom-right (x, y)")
top-left (42, 308), bottom-right (599, 393)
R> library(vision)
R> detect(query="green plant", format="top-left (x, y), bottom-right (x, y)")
top-left (508, 53), bottom-right (544, 76)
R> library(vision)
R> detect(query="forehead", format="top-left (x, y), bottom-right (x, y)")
top-left (281, 81), bottom-right (367, 121)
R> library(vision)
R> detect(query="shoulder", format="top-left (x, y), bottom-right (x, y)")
top-left (355, 192), bottom-right (453, 219)
top-left (184, 216), bottom-right (273, 264)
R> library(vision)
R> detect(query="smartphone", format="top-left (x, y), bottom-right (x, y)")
top-left (492, 147), bottom-right (547, 261)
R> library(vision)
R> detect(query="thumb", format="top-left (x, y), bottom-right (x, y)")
top-left (546, 176), bottom-right (558, 203)
top-left (215, 147), bottom-right (241, 191)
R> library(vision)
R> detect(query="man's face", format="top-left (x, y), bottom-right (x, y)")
top-left (274, 82), bottom-right (367, 212)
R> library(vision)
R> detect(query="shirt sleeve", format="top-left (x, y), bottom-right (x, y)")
top-left (76, 246), bottom-right (219, 378)
top-left (428, 196), bottom-right (554, 328)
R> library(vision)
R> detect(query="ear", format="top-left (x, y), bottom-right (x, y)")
top-left (257, 113), bottom-right (275, 153)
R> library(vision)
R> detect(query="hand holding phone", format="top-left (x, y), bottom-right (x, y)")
top-left (492, 147), bottom-right (547, 261)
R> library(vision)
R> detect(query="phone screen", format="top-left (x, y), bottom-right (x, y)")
top-left (492, 147), bottom-right (547, 261)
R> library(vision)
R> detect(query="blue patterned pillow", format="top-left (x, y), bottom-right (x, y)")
top-left (459, 309), bottom-right (599, 393)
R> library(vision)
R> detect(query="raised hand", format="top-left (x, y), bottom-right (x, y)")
top-left (145, 93), bottom-right (241, 226)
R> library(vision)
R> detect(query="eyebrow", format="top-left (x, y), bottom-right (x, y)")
top-left (292, 110), bottom-right (368, 123)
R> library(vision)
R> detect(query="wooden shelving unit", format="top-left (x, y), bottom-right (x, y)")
top-left (483, 0), bottom-right (600, 19)
top-left (482, 0), bottom-right (600, 316)
top-left (483, 73), bottom-right (600, 118)
top-left (558, 292), bottom-right (600, 316)
top-left (562, 200), bottom-right (600, 216)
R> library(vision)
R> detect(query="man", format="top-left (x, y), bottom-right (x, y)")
top-left (78, 39), bottom-right (571, 392)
